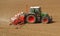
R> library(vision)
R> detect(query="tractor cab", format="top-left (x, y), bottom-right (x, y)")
top-left (30, 6), bottom-right (41, 14)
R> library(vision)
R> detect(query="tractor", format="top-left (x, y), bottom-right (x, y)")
top-left (10, 6), bottom-right (52, 25)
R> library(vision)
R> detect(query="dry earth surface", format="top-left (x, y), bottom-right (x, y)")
top-left (0, 0), bottom-right (60, 36)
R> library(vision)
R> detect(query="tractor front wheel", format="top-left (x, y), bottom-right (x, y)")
top-left (42, 17), bottom-right (49, 24)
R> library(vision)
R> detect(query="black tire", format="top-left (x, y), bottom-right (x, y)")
top-left (26, 14), bottom-right (37, 23)
top-left (42, 17), bottom-right (49, 24)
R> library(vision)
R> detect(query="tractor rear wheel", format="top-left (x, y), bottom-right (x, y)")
top-left (26, 14), bottom-right (36, 23)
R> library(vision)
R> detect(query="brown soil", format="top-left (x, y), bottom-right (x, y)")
top-left (0, 0), bottom-right (60, 36)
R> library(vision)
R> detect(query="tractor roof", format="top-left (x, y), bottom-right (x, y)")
top-left (30, 6), bottom-right (40, 8)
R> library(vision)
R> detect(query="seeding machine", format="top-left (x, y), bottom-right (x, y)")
top-left (10, 6), bottom-right (52, 25)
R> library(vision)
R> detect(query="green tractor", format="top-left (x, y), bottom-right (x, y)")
top-left (10, 6), bottom-right (52, 25)
top-left (24, 6), bottom-right (52, 24)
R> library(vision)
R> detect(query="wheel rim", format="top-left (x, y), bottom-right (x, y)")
top-left (27, 16), bottom-right (35, 23)
top-left (42, 18), bottom-right (48, 23)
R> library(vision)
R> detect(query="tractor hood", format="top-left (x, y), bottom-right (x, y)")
top-left (41, 12), bottom-right (49, 17)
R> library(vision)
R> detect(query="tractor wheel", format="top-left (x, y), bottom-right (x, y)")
top-left (42, 17), bottom-right (49, 24)
top-left (26, 14), bottom-right (36, 23)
